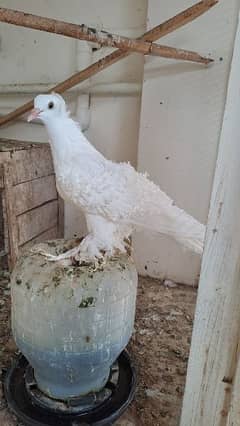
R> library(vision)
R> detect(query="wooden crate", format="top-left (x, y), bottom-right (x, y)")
top-left (0, 139), bottom-right (64, 270)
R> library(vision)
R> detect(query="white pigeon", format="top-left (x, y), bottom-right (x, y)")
top-left (28, 93), bottom-right (205, 263)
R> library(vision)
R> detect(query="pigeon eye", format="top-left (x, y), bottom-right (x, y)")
top-left (48, 101), bottom-right (54, 109)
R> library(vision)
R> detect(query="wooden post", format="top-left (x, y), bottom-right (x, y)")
top-left (180, 15), bottom-right (240, 426)
top-left (0, 7), bottom-right (213, 63)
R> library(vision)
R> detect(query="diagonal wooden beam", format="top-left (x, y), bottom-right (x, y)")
top-left (0, 7), bottom-right (212, 62)
top-left (0, 0), bottom-right (218, 127)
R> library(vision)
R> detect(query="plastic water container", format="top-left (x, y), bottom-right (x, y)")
top-left (11, 240), bottom-right (138, 399)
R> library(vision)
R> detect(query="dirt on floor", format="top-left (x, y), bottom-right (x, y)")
top-left (0, 271), bottom-right (197, 426)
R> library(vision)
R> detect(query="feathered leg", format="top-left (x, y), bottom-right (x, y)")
top-left (31, 214), bottom-right (131, 263)
top-left (74, 214), bottom-right (130, 261)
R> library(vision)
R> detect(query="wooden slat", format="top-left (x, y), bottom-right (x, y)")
top-left (3, 162), bottom-right (19, 268)
top-left (0, 139), bottom-right (43, 152)
top-left (57, 196), bottom-right (64, 238)
top-left (17, 200), bottom-right (58, 246)
top-left (0, 253), bottom-right (8, 269)
top-left (0, 165), bottom-right (4, 189)
top-left (0, 140), bottom-right (63, 268)
top-left (0, 139), bottom-right (48, 164)
top-left (14, 174), bottom-right (57, 216)
top-left (12, 145), bottom-right (53, 184)
top-left (20, 225), bottom-right (59, 252)
top-left (0, 150), bottom-right (11, 164)
top-left (2, 194), bottom-right (9, 253)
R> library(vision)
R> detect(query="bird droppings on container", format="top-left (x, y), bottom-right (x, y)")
top-left (37, 284), bottom-right (50, 295)
top-left (25, 281), bottom-right (31, 290)
top-left (61, 246), bottom-right (70, 254)
top-left (52, 276), bottom-right (61, 287)
top-left (47, 241), bottom-right (58, 248)
top-left (52, 268), bottom-right (63, 287)
top-left (117, 263), bottom-right (126, 272)
top-left (65, 268), bottom-right (74, 277)
top-left (67, 288), bottom-right (74, 299)
top-left (78, 297), bottom-right (96, 308)
top-left (73, 269), bottom-right (85, 278)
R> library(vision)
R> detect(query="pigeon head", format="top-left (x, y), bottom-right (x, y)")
top-left (27, 93), bottom-right (67, 123)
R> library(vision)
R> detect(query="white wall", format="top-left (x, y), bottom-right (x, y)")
top-left (1, 1), bottom-right (239, 284)
top-left (134, 0), bottom-right (240, 285)
top-left (0, 0), bottom-right (147, 238)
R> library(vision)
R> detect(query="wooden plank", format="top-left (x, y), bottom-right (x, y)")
top-left (0, 139), bottom-right (48, 165)
top-left (180, 18), bottom-right (240, 426)
top-left (0, 140), bottom-right (63, 269)
top-left (3, 162), bottom-right (19, 268)
top-left (0, 164), bottom-right (4, 189)
top-left (0, 138), bottom-right (44, 152)
top-left (0, 150), bottom-right (11, 164)
top-left (1, 193), bottom-right (8, 253)
top-left (57, 196), bottom-right (64, 238)
top-left (19, 225), bottom-right (59, 252)
top-left (11, 145), bottom-right (53, 184)
top-left (17, 200), bottom-right (58, 246)
top-left (14, 174), bottom-right (57, 216)
top-left (0, 191), bottom-right (5, 252)
top-left (0, 252), bottom-right (8, 269)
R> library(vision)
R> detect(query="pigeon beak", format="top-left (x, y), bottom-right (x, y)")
top-left (27, 108), bottom-right (42, 122)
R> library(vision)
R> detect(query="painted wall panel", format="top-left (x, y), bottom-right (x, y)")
top-left (134, 0), bottom-right (240, 284)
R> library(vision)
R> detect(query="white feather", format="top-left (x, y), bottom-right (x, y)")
top-left (29, 94), bottom-right (205, 261)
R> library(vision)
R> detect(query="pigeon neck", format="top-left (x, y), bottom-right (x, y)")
top-left (43, 116), bottom-right (97, 173)
top-left (44, 117), bottom-right (87, 150)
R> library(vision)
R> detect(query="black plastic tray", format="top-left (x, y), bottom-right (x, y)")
top-left (3, 350), bottom-right (136, 426)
